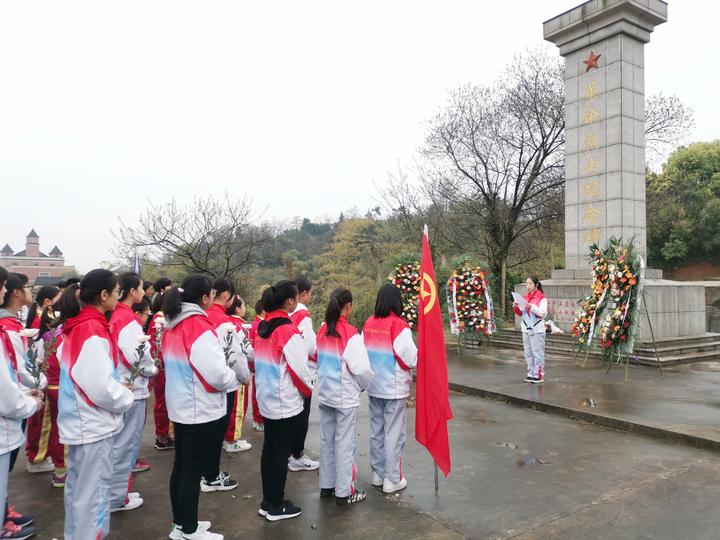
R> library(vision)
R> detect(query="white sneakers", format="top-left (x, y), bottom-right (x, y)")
top-left (382, 477), bottom-right (408, 494)
top-left (111, 496), bottom-right (144, 512)
top-left (168, 520), bottom-right (211, 540)
top-left (288, 454), bottom-right (319, 472)
top-left (252, 421), bottom-right (264, 432)
top-left (222, 440), bottom-right (252, 453)
top-left (25, 459), bottom-right (53, 474)
top-left (181, 528), bottom-right (223, 540)
top-left (371, 472), bottom-right (383, 487)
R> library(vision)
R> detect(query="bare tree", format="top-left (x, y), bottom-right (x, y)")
top-left (399, 49), bottom-right (566, 316)
top-left (114, 194), bottom-right (270, 282)
top-left (645, 93), bottom-right (694, 169)
top-left (380, 50), bottom-right (695, 318)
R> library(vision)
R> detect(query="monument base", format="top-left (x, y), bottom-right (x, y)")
top-left (516, 271), bottom-right (706, 340)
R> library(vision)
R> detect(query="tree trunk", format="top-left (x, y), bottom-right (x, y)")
top-left (500, 256), bottom-right (507, 320)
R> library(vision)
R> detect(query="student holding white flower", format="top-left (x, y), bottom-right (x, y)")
top-left (0, 267), bottom-right (44, 540)
top-left (108, 272), bottom-right (158, 512)
top-left (202, 278), bottom-right (250, 494)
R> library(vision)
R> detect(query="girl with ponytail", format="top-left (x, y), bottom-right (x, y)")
top-left (161, 274), bottom-right (237, 540)
top-left (108, 272), bottom-right (157, 512)
top-left (316, 288), bottom-right (373, 505)
top-left (0, 266), bottom-right (43, 539)
top-left (201, 278), bottom-right (250, 494)
top-left (56, 269), bottom-right (135, 539)
top-left (254, 280), bottom-right (313, 522)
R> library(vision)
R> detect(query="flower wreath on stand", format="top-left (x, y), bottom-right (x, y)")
top-left (388, 258), bottom-right (421, 329)
top-left (446, 262), bottom-right (496, 340)
top-left (571, 242), bottom-right (612, 348)
top-left (596, 238), bottom-right (644, 374)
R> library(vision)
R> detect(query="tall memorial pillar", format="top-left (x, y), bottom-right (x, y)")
top-left (530, 0), bottom-right (707, 341)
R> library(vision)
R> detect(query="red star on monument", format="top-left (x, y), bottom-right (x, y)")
top-left (583, 50), bottom-right (601, 72)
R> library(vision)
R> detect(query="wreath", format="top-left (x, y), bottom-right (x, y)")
top-left (571, 238), bottom-right (643, 366)
top-left (571, 243), bottom-right (612, 346)
top-left (597, 239), bottom-right (642, 361)
top-left (388, 258), bottom-right (421, 329)
top-left (447, 263), bottom-right (496, 336)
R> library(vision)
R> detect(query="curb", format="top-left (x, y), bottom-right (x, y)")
top-left (449, 381), bottom-right (720, 452)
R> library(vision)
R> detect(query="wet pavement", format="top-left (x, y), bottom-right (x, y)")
top-left (8, 386), bottom-right (720, 539)
top-left (448, 346), bottom-right (720, 447)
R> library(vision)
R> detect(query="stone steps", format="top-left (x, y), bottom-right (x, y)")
top-left (468, 329), bottom-right (720, 366)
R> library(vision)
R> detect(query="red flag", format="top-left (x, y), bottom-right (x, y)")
top-left (415, 225), bottom-right (453, 476)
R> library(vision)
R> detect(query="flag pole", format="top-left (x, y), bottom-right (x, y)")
top-left (434, 463), bottom-right (439, 492)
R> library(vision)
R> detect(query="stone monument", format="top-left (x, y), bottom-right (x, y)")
top-left (524, 0), bottom-right (707, 342)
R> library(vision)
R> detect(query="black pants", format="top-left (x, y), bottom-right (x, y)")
top-left (170, 419), bottom-right (219, 534)
top-left (261, 414), bottom-right (301, 508)
top-left (291, 395), bottom-right (311, 459)
top-left (203, 391), bottom-right (235, 480)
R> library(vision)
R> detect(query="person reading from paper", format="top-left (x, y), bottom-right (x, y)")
top-left (512, 276), bottom-right (548, 384)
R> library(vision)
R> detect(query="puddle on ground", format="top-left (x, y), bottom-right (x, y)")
top-left (516, 456), bottom-right (549, 466)
top-left (493, 441), bottom-right (519, 450)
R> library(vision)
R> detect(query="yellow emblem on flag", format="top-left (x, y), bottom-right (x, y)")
top-left (420, 272), bottom-right (437, 315)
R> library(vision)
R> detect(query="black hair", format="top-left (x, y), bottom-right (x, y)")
top-left (226, 294), bottom-right (245, 316)
top-left (0, 266), bottom-right (7, 291)
top-left (295, 276), bottom-right (312, 294)
top-left (151, 291), bottom-right (164, 313)
top-left (325, 288), bottom-right (352, 338)
top-left (27, 286), bottom-right (60, 328)
top-left (1, 273), bottom-right (28, 308)
top-left (153, 277), bottom-right (172, 293)
top-left (254, 299), bottom-right (264, 316)
top-left (374, 283), bottom-right (403, 318)
top-left (118, 272), bottom-right (142, 301)
top-left (261, 280), bottom-right (298, 313)
top-left (212, 277), bottom-right (236, 299)
top-left (132, 297), bottom-right (151, 316)
top-left (54, 269), bottom-right (118, 324)
top-left (162, 274), bottom-right (212, 320)
top-left (143, 280), bottom-right (153, 293)
top-left (65, 277), bottom-right (81, 287)
top-left (56, 280), bottom-right (66, 289)
top-left (529, 275), bottom-right (544, 294)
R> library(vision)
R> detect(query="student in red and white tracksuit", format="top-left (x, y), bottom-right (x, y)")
top-left (162, 275), bottom-right (238, 540)
top-left (316, 288), bottom-right (373, 505)
top-left (108, 273), bottom-right (158, 512)
top-left (32, 311), bottom-right (67, 488)
top-left (513, 276), bottom-right (548, 384)
top-left (254, 281), bottom-right (313, 522)
top-left (362, 284), bottom-right (417, 494)
top-left (249, 302), bottom-right (264, 431)
top-left (0, 267), bottom-right (44, 540)
top-left (148, 307), bottom-right (173, 449)
top-left (201, 278), bottom-right (250, 494)
top-left (56, 272), bottom-right (135, 540)
top-left (227, 295), bottom-right (253, 446)
top-left (288, 276), bottom-right (319, 472)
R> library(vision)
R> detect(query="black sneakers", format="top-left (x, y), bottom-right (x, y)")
top-left (264, 502), bottom-right (302, 522)
top-left (336, 490), bottom-right (367, 505)
top-left (320, 488), bottom-right (335, 498)
top-left (154, 438), bottom-right (175, 450)
top-left (200, 471), bottom-right (238, 493)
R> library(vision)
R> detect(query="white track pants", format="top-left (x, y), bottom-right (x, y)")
top-left (368, 397), bottom-right (406, 483)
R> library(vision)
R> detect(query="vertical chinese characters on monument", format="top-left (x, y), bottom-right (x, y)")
top-left (581, 51), bottom-right (602, 247)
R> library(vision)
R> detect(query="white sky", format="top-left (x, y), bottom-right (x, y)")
top-left (1, 1), bottom-right (717, 272)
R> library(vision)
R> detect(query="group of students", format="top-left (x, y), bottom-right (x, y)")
top-left (0, 266), bottom-right (418, 540)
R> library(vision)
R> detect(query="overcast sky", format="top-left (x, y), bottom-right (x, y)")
top-left (1, 1), bottom-right (717, 272)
